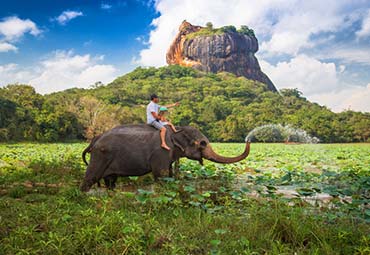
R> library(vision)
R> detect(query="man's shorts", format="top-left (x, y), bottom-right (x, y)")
top-left (150, 120), bottom-right (165, 130)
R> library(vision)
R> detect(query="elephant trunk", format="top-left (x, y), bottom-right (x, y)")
top-left (202, 142), bottom-right (250, 164)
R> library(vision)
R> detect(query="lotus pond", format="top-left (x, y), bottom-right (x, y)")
top-left (0, 143), bottom-right (369, 254)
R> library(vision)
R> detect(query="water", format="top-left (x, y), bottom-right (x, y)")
top-left (245, 124), bottom-right (320, 143)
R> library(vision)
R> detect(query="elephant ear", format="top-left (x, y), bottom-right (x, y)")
top-left (173, 140), bottom-right (184, 152)
top-left (171, 131), bottom-right (190, 152)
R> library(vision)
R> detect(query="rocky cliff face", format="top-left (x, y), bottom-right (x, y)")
top-left (166, 21), bottom-right (277, 92)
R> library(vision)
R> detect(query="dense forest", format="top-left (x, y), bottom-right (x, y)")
top-left (0, 65), bottom-right (369, 143)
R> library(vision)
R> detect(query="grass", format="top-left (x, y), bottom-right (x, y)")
top-left (0, 143), bottom-right (369, 254)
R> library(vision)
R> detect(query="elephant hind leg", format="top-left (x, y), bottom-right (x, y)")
top-left (80, 156), bottom-right (113, 192)
top-left (104, 175), bottom-right (118, 190)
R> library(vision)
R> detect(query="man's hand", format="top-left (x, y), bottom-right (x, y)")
top-left (166, 102), bottom-right (180, 108)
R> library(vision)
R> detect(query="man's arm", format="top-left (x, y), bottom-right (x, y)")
top-left (151, 111), bottom-right (160, 120)
top-left (164, 102), bottom-right (180, 108)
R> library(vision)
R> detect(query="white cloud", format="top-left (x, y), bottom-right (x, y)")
top-left (260, 55), bottom-right (370, 112)
top-left (260, 1), bottom-right (345, 56)
top-left (138, 0), bottom-right (352, 66)
top-left (310, 84), bottom-right (370, 112)
top-left (339, 65), bottom-right (346, 73)
top-left (333, 48), bottom-right (370, 65)
top-left (139, 0), bottom-right (281, 66)
top-left (316, 46), bottom-right (370, 66)
top-left (356, 9), bottom-right (370, 39)
top-left (0, 51), bottom-right (118, 94)
top-left (0, 63), bottom-right (34, 86)
top-left (77, 65), bottom-right (116, 84)
top-left (101, 3), bottom-right (112, 10)
top-left (29, 50), bottom-right (117, 93)
top-left (0, 16), bottom-right (41, 42)
top-left (260, 55), bottom-right (338, 95)
top-left (55, 11), bottom-right (83, 25)
top-left (0, 42), bottom-right (17, 52)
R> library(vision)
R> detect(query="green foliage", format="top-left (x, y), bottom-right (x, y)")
top-left (219, 25), bottom-right (237, 33)
top-left (0, 143), bottom-right (369, 253)
top-left (185, 24), bottom-right (256, 40)
top-left (280, 88), bottom-right (303, 98)
top-left (185, 27), bottom-right (224, 39)
top-left (248, 124), bottom-right (285, 142)
top-left (237, 25), bottom-right (255, 37)
top-left (205, 21), bottom-right (213, 30)
top-left (0, 66), bottom-right (369, 142)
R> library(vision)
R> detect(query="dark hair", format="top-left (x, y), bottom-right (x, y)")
top-left (150, 94), bottom-right (158, 100)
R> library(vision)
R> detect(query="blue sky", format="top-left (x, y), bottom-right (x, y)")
top-left (0, 0), bottom-right (369, 112)
top-left (0, 0), bottom-right (156, 71)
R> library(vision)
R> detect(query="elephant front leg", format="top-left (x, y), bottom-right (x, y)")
top-left (149, 149), bottom-right (172, 180)
top-left (174, 159), bottom-right (180, 178)
top-left (152, 167), bottom-right (169, 181)
top-left (169, 163), bottom-right (174, 177)
top-left (168, 159), bottom-right (180, 178)
top-left (150, 158), bottom-right (171, 181)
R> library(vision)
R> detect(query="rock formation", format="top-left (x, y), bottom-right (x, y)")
top-left (166, 21), bottom-right (277, 92)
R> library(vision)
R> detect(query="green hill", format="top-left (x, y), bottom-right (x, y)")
top-left (0, 65), bottom-right (369, 142)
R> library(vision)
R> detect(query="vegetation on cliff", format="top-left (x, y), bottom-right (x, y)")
top-left (185, 23), bottom-right (255, 40)
top-left (0, 65), bottom-right (369, 142)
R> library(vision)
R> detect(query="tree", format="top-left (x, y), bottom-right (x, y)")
top-left (71, 96), bottom-right (127, 140)
top-left (220, 25), bottom-right (237, 33)
top-left (90, 81), bottom-right (104, 89)
top-left (0, 65), bottom-right (369, 143)
top-left (280, 88), bottom-right (303, 98)
top-left (206, 22), bottom-right (213, 30)
top-left (238, 25), bottom-right (255, 37)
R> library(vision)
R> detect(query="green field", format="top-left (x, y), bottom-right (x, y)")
top-left (0, 143), bottom-right (369, 254)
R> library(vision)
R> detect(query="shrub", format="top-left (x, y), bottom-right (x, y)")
top-left (206, 22), bottom-right (213, 30)
top-left (0, 128), bottom-right (9, 142)
top-left (220, 25), bottom-right (237, 33)
top-left (238, 25), bottom-right (255, 37)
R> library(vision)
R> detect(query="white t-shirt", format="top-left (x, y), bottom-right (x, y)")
top-left (146, 101), bottom-right (160, 124)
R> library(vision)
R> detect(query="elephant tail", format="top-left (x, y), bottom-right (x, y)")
top-left (82, 134), bottom-right (102, 165)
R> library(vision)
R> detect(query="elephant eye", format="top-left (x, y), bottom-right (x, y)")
top-left (200, 140), bottom-right (207, 147)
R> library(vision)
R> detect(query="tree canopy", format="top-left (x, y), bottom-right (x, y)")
top-left (0, 65), bottom-right (369, 142)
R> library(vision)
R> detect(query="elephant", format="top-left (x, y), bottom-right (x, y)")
top-left (80, 124), bottom-right (250, 191)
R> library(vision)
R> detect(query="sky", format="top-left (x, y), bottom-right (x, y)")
top-left (0, 0), bottom-right (369, 112)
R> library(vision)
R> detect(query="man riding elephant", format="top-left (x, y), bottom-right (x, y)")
top-left (81, 124), bottom-right (250, 191)
top-left (146, 94), bottom-right (179, 151)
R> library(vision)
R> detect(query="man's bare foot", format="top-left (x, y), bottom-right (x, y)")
top-left (161, 144), bottom-right (171, 151)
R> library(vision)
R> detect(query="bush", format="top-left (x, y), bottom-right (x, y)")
top-left (206, 22), bottom-right (213, 30)
top-left (0, 128), bottom-right (9, 142)
top-left (238, 25), bottom-right (255, 37)
top-left (220, 25), bottom-right (237, 33)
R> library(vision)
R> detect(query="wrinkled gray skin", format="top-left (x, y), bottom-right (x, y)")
top-left (80, 124), bottom-right (250, 191)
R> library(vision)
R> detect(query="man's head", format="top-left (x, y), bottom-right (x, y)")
top-left (150, 94), bottom-right (159, 103)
